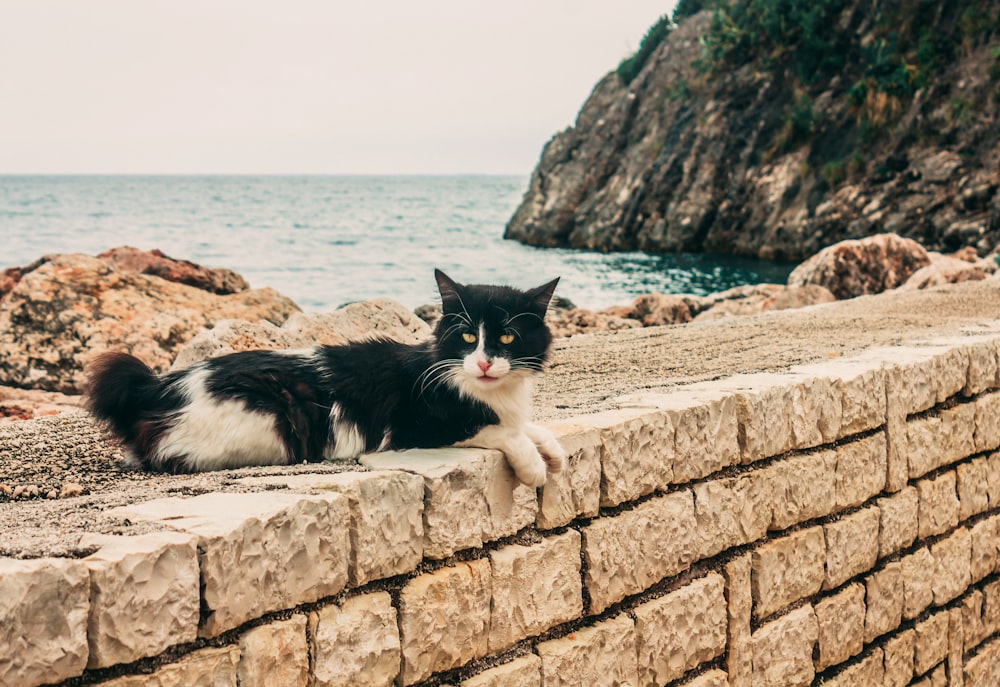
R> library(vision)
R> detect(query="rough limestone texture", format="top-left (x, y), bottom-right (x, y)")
top-left (902, 547), bottom-right (936, 619)
top-left (238, 615), bottom-right (309, 687)
top-left (398, 560), bottom-right (491, 685)
top-left (705, 373), bottom-right (798, 462)
top-left (693, 472), bottom-right (772, 558)
top-left (94, 646), bottom-right (240, 687)
top-left (362, 448), bottom-right (536, 559)
top-left (112, 491), bottom-right (350, 637)
top-left (461, 655), bottom-right (542, 687)
top-left (751, 604), bottom-right (819, 687)
top-left (907, 403), bottom-right (977, 479)
top-left (865, 561), bottom-right (904, 643)
top-left (242, 470), bottom-right (425, 585)
top-left (80, 532), bottom-right (200, 669)
top-left (883, 629), bottom-right (915, 687)
top-left (917, 471), bottom-right (961, 539)
top-left (752, 526), bottom-right (826, 619)
top-left (633, 573), bottom-right (727, 685)
top-left (878, 487), bottom-right (919, 557)
top-left (0, 253), bottom-right (298, 392)
top-left (765, 449), bottom-right (837, 529)
top-left (814, 583), bottom-right (866, 671)
top-left (971, 517), bottom-right (999, 583)
top-left (0, 557), bottom-right (90, 687)
top-left (976, 392), bottom-right (1000, 453)
top-left (835, 432), bottom-right (888, 509)
top-left (681, 669), bottom-right (729, 687)
top-left (311, 592), bottom-right (400, 687)
top-left (536, 424), bottom-right (602, 529)
top-left (824, 506), bottom-right (880, 589)
top-left (966, 637), bottom-right (1000, 687)
top-left (488, 531), bottom-right (583, 652)
top-left (535, 614), bottom-right (639, 687)
top-left (930, 527), bottom-right (972, 606)
top-left (964, 336), bottom-right (1000, 396)
top-left (914, 609), bottom-right (951, 676)
top-left (778, 368), bottom-right (843, 448)
top-left (725, 554), bottom-right (753, 687)
top-left (959, 457), bottom-right (992, 520)
top-left (820, 648), bottom-right (885, 687)
top-left (583, 490), bottom-right (696, 613)
top-left (571, 407), bottom-right (674, 507)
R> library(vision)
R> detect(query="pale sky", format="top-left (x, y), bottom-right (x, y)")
top-left (0, 1), bottom-right (676, 175)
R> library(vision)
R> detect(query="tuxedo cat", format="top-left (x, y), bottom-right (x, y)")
top-left (85, 270), bottom-right (566, 486)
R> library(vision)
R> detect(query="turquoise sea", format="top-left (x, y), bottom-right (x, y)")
top-left (0, 175), bottom-right (795, 311)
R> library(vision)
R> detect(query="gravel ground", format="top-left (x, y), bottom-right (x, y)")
top-left (2, 279), bottom-right (999, 557)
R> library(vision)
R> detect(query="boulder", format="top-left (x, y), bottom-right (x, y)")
top-left (0, 254), bottom-right (299, 393)
top-left (546, 308), bottom-right (642, 338)
top-left (96, 246), bottom-right (249, 294)
top-left (626, 293), bottom-right (694, 326)
top-left (172, 298), bottom-right (432, 368)
top-left (900, 252), bottom-right (988, 290)
top-left (760, 285), bottom-right (837, 312)
top-left (787, 234), bottom-right (931, 299)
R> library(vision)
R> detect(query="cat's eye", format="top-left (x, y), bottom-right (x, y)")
top-left (499, 333), bottom-right (515, 345)
top-left (462, 332), bottom-right (477, 344)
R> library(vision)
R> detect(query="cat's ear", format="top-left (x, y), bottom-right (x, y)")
top-left (526, 277), bottom-right (560, 315)
top-left (434, 269), bottom-right (463, 309)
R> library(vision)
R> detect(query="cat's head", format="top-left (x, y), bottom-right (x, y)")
top-left (432, 269), bottom-right (559, 394)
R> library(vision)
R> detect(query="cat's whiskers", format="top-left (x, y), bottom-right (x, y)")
top-left (414, 359), bottom-right (462, 398)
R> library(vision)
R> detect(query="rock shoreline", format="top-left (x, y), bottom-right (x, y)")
top-left (0, 236), bottom-right (996, 426)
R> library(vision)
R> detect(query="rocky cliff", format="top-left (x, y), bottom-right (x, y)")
top-left (506, 1), bottom-right (1000, 261)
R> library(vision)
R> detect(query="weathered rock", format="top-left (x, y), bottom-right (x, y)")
top-left (0, 384), bottom-right (81, 422)
top-left (96, 246), bottom-right (249, 294)
top-left (546, 307), bottom-right (642, 338)
top-left (238, 615), bottom-right (310, 687)
top-left (626, 293), bottom-right (694, 325)
top-left (0, 253), bottom-right (299, 392)
top-left (901, 251), bottom-right (988, 290)
top-left (760, 284), bottom-right (837, 311)
top-left (96, 646), bottom-right (239, 687)
top-left (787, 234), bottom-right (931, 299)
top-left (311, 593), bottom-right (400, 687)
top-left (170, 319), bottom-right (310, 369)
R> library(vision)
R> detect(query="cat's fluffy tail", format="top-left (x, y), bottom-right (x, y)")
top-left (85, 351), bottom-right (167, 453)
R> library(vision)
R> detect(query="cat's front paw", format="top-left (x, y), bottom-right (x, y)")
top-left (525, 425), bottom-right (567, 474)
top-left (513, 454), bottom-right (548, 488)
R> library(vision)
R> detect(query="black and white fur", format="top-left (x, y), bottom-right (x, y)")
top-left (85, 270), bottom-right (566, 486)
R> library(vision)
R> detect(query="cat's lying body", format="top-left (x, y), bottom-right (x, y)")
top-left (85, 270), bottom-right (566, 486)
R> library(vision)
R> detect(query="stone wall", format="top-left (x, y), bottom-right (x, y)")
top-left (5, 327), bottom-right (1000, 687)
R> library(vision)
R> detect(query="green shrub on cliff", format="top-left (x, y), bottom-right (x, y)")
top-left (617, 14), bottom-right (673, 85)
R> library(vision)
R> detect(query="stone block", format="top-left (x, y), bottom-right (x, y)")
top-left (81, 532), bottom-right (199, 669)
top-left (965, 336), bottom-right (1000, 395)
top-left (912, 664), bottom-right (948, 687)
top-left (965, 637), bottom-right (1000, 687)
top-left (750, 604), bottom-right (818, 687)
top-left (765, 449), bottom-right (837, 530)
top-left (679, 669), bottom-right (729, 687)
top-left (985, 580), bottom-right (1000, 635)
top-left (878, 487), bottom-right (919, 557)
top-left (724, 554), bottom-right (752, 687)
top-left (902, 547), bottom-right (936, 619)
top-left (618, 388), bottom-right (740, 482)
top-left (958, 457), bottom-right (992, 521)
top-left (971, 516), bottom-right (999, 583)
top-left (809, 357), bottom-right (887, 437)
top-left (819, 648), bottom-right (884, 687)
top-left (963, 590), bottom-right (988, 652)
top-left (883, 629), bottom-right (915, 687)
top-left (238, 615), bottom-right (309, 687)
top-left (536, 614), bottom-right (638, 687)
top-left (312, 592), bottom-right (400, 687)
top-left (535, 424), bottom-right (602, 529)
top-left (780, 368), bottom-right (843, 447)
top-left (917, 471), bottom-right (960, 539)
top-left (461, 655), bottom-right (541, 687)
top-left (692, 472), bottom-right (772, 559)
top-left (988, 452), bottom-right (1000, 507)
top-left (930, 527), bottom-right (971, 606)
top-left (488, 531), bottom-right (583, 652)
top-left (583, 490), bottom-right (696, 614)
top-left (976, 392), bottom-right (1000, 453)
top-left (398, 560), bottom-right (491, 685)
top-left (708, 373), bottom-right (797, 462)
top-left (363, 448), bottom-right (537, 559)
top-left (864, 560), bottom-right (903, 642)
top-left (244, 470), bottom-right (425, 586)
top-left (814, 583), bottom-right (865, 671)
top-left (113, 491), bottom-right (350, 637)
top-left (914, 609), bottom-right (951, 676)
top-left (569, 407), bottom-right (673, 507)
top-left (907, 404), bottom-right (977, 479)
top-left (633, 573), bottom-right (727, 685)
top-left (95, 646), bottom-right (240, 687)
top-left (0, 557), bottom-right (89, 687)
top-left (949, 607), bottom-right (964, 686)
top-left (824, 506), bottom-right (880, 590)
top-left (752, 526), bottom-right (825, 619)
top-left (835, 432), bottom-right (887, 509)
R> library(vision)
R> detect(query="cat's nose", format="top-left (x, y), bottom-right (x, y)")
top-left (477, 359), bottom-right (491, 373)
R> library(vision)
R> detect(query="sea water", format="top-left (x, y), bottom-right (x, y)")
top-left (0, 175), bottom-right (795, 311)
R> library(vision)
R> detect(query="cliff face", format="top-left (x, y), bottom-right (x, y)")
top-left (506, 3), bottom-right (1000, 261)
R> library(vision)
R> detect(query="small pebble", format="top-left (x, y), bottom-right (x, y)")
top-left (60, 482), bottom-right (85, 498)
top-left (46, 489), bottom-right (58, 499)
